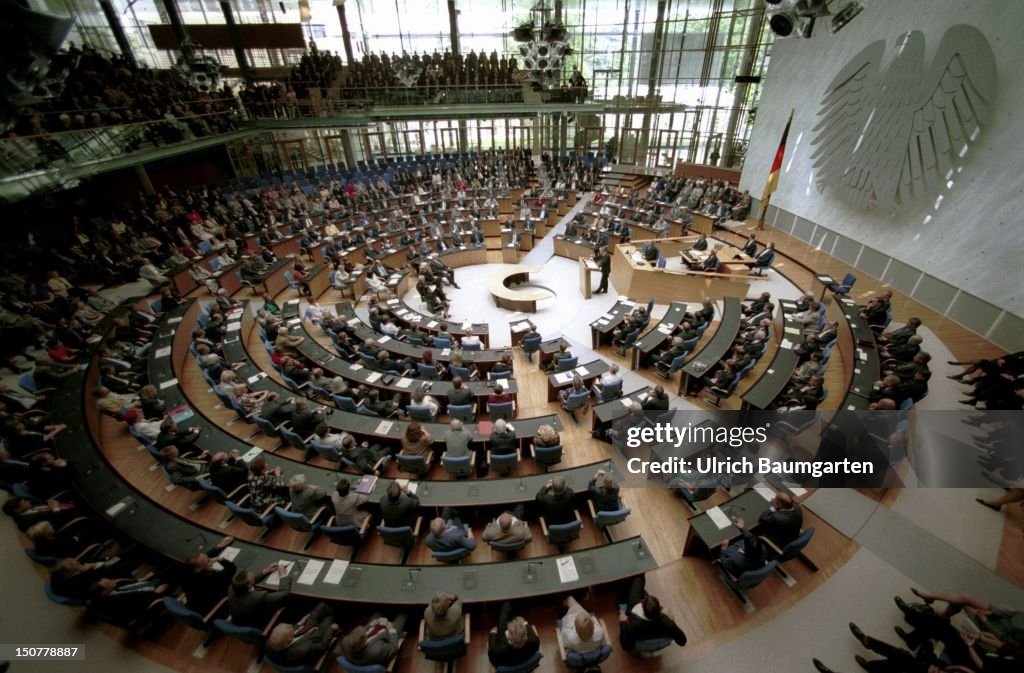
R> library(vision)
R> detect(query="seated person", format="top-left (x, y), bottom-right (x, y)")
top-left (488, 419), bottom-right (517, 457)
top-left (536, 476), bottom-right (575, 525)
top-left (267, 603), bottom-right (339, 667)
top-left (560, 596), bottom-right (606, 654)
top-left (546, 343), bottom-right (574, 372)
top-left (713, 518), bottom-right (767, 576)
top-left (619, 576), bottom-right (687, 652)
top-left (592, 364), bottom-right (622, 398)
top-left (488, 602), bottom-right (541, 668)
top-left (533, 423), bottom-right (561, 448)
top-left (641, 385), bottom-right (670, 410)
top-left (757, 492), bottom-right (803, 547)
top-left (487, 383), bottom-right (513, 407)
top-left (423, 592), bottom-right (464, 640)
top-left (287, 473), bottom-right (329, 518)
top-left (425, 508), bottom-right (477, 555)
top-left (340, 614), bottom-right (406, 667)
top-left (228, 563), bottom-right (296, 628)
top-left (588, 469), bottom-right (621, 512)
top-left (482, 508), bottom-right (532, 545)
top-left (560, 375), bottom-right (588, 405)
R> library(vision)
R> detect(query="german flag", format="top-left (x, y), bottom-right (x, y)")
top-left (758, 110), bottom-right (794, 228)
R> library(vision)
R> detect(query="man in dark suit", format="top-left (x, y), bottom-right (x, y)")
top-left (588, 470), bottom-right (620, 512)
top-left (643, 242), bottom-right (660, 262)
top-left (260, 393), bottom-right (294, 425)
top-left (619, 576), bottom-right (687, 652)
top-left (380, 480), bottom-right (420, 527)
top-left (447, 378), bottom-right (474, 406)
top-left (176, 537), bottom-right (237, 615)
top-left (753, 241), bottom-right (775, 268)
top-left (701, 248), bottom-right (720, 272)
top-left (536, 476), bottom-right (575, 525)
top-left (714, 519), bottom-right (767, 576)
top-left (228, 563), bottom-right (295, 628)
top-left (594, 246), bottom-right (611, 294)
top-left (266, 602), bottom-right (338, 667)
top-left (756, 493), bottom-right (803, 547)
top-left (690, 234), bottom-right (709, 251)
top-left (687, 298), bottom-right (715, 326)
top-left (641, 385), bottom-right (670, 410)
top-left (208, 450), bottom-right (247, 494)
top-left (741, 234), bottom-right (758, 257)
top-left (290, 399), bottom-right (325, 436)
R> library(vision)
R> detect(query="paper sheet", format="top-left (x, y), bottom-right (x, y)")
top-left (297, 559), bottom-right (325, 586)
top-left (247, 373), bottom-right (268, 384)
top-left (159, 378), bottom-right (178, 389)
top-left (574, 366), bottom-right (589, 376)
top-left (366, 372), bottom-right (382, 383)
top-left (395, 378), bottom-right (413, 389)
top-left (322, 559), bottom-right (349, 585)
top-left (378, 335), bottom-right (392, 343)
top-left (154, 346), bottom-right (172, 358)
top-left (557, 556), bottom-right (580, 583)
top-left (286, 299), bottom-right (301, 305)
top-left (240, 447), bottom-right (264, 464)
top-left (264, 561), bottom-right (294, 588)
top-left (375, 420), bottom-right (394, 434)
top-left (167, 317), bottom-right (183, 324)
top-left (780, 339), bottom-right (794, 350)
top-left (707, 506), bottom-right (732, 530)
top-left (219, 546), bottom-right (242, 562)
top-left (226, 322), bottom-right (242, 332)
top-left (754, 485), bottom-right (775, 502)
top-left (789, 487), bottom-right (808, 497)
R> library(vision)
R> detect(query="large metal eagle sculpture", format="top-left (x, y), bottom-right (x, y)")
top-left (810, 25), bottom-right (996, 211)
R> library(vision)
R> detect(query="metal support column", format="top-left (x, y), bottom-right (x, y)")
top-left (335, 0), bottom-right (356, 66)
top-left (639, 0), bottom-right (668, 168)
top-left (340, 129), bottom-right (357, 169)
top-left (99, 0), bottom-right (135, 66)
top-left (134, 164), bottom-right (155, 195)
top-left (721, 2), bottom-right (765, 167)
top-left (221, 1), bottom-right (253, 82)
top-left (160, 0), bottom-right (191, 56)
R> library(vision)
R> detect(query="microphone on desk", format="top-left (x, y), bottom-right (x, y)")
top-left (405, 567), bottom-right (422, 589)
top-left (185, 532), bottom-right (209, 551)
top-left (524, 560), bottom-right (543, 583)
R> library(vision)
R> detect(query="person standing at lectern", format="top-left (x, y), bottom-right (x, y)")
top-left (594, 246), bottom-right (611, 294)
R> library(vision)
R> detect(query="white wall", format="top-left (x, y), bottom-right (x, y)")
top-left (741, 0), bottom-right (1024, 331)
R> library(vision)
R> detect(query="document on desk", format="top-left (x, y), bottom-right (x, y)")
top-left (427, 320), bottom-right (439, 328)
top-left (349, 363), bottom-right (363, 371)
top-left (219, 546), bottom-right (242, 562)
top-left (227, 322), bottom-right (242, 332)
top-left (600, 313), bottom-right (614, 320)
top-left (265, 561), bottom-right (295, 588)
top-left (784, 327), bottom-right (800, 335)
top-left (754, 485), bottom-right (775, 502)
top-left (780, 339), bottom-right (794, 350)
top-left (323, 560), bottom-right (350, 585)
top-left (707, 506), bottom-right (733, 530)
top-left (377, 335), bottom-right (392, 343)
top-left (240, 447), bottom-right (263, 464)
top-left (298, 559), bottom-right (325, 586)
top-left (347, 318), bottom-right (360, 327)
top-left (375, 420), bottom-right (394, 434)
top-left (395, 378), bottom-right (413, 389)
top-left (167, 317), bottom-right (183, 324)
top-left (366, 372), bottom-right (382, 383)
top-left (557, 556), bottom-right (580, 584)
top-left (554, 372), bottom-right (574, 385)
top-left (159, 378), bottom-right (178, 389)
top-left (154, 346), bottom-right (172, 358)
top-left (574, 366), bottom-right (589, 376)
top-left (789, 487), bottom-right (808, 497)
top-left (247, 372), bottom-right (268, 384)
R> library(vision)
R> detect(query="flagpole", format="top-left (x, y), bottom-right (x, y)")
top-left (757, 195), bottom-right (769, 231)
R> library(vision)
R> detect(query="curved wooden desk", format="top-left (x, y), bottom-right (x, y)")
top-left (486, 265), bottom-right (554, 313)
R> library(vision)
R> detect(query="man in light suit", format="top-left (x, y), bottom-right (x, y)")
top-left (482, 509), bottom-right (533, 545)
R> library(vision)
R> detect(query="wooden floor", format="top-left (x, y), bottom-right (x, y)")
top-left (22, 201), bottom-right (1018, 673)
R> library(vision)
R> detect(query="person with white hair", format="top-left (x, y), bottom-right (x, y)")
top-left (592, 363), bottom-right (622, 398)
top-left (560, 596), bottom-right (606, 654)
top-left (287, 473), bottom-right (329, 518)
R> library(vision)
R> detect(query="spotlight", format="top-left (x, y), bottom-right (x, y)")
top-left (767, 0), bottom-right (826, 38)
top-left (830, 1), bottom-right (863, 33)
top-left (513, 23), bottom-right (534, 42)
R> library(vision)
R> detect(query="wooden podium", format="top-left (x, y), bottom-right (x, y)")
top-left (579, 257), bottom-right (600, 299)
